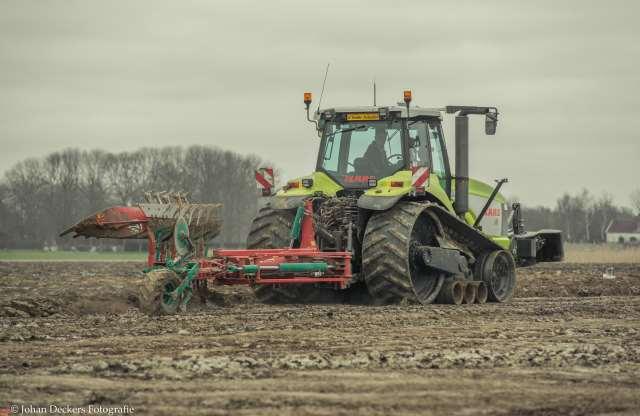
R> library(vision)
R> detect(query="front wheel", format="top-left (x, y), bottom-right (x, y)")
top-left (483, 250), bottom-right (516, 303)
top-left (246, 206), bottom-right (344, 304)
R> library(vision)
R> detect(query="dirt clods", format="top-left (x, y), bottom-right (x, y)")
top-left (0, 261), bottom-right (639, 415)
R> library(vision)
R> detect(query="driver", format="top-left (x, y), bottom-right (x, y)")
top-left (361, 127), bottom-right (389, 176)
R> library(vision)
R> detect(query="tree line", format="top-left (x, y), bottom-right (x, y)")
top-left (0, 147), bottom-right (266, 249)
top-left (1, 147), bottom-right (637, 249)
top-left (521, 189), bottom-right (639, 243)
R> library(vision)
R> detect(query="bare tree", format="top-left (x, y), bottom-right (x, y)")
top-left (4, 158), bottom-right (49, 246)
top-left (0, 146), bottom-right (260, 248)
top-left (79, 150), bottom-right (112, 213)
top-left (631, 189), bottom-right (640, 215)
top-left (42, 149), bottom-right (82, 242)
top-left (104, 151), bottom-right (148, 205)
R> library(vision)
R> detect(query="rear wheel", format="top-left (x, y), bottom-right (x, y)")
top-left (363, 202), bottom-right (444, 304)
top-left (247, 207), bottom-right (298, 303)
top-left (246, 206), bottom-right (343, 304)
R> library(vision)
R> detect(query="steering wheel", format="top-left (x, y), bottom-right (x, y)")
top-left (387, 153), bottom-right (403, 163)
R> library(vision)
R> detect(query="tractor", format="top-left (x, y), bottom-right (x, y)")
top-left (61, 91), bottom-right (563, 314)
top-left (247, 91), bottom-right (563, 305)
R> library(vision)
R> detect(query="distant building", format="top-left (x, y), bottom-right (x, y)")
top-left (606, 219), bottom-right (640, 244)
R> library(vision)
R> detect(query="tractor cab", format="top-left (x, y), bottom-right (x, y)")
top-left (315, 106), bottom-right (450, 191)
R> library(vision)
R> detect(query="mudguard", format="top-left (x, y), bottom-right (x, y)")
top-left (270, 196), bottom-right (308, 210)
top-left (357, 195), bottom-right (403, 211)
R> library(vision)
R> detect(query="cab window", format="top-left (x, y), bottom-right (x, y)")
top-left (428, 123), bottom-right (447, 178)
top-left (408, 121), bottom-right (429, 167)
top-left (321, 125), bottom-right (342, 172)
top-left (319, 120), bottom-right (405, 186)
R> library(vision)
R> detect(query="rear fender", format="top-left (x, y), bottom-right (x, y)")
top-left (358, 171), bottom-right (455, 212)
top-left (275, 171), bottom-right (342, 198)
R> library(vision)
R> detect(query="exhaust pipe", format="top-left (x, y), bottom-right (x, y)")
top-left (454, 115), bottom-right (469, 216)
top-left (445, 106), bottom-right (498, 217)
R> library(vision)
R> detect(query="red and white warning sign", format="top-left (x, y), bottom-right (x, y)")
top-left (411, 166), bottom-right (430, 188)
top-left (255, 167), bottom-right (274, 193)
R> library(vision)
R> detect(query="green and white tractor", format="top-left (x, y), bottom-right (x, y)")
top-left (248, 91), bottom-right (563, 305)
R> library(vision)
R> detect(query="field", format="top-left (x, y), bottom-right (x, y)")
top-left (1, 260), bottom-right (639, 415)
top-left (563, 243), bottom-right (640, 263)
top-left (2, 243), bottom-right (638, 263)
top-left (0, 249), bottom-right (146, 262)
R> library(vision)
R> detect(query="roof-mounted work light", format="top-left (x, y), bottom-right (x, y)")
top-left (403, 90), bottom-right (412, 118)
top-left (303, 91), bottom-right (319, 133)
top-left (403, 90), bottom-right (412, 104)
top-left (304, 92), bottom-right (312, 110)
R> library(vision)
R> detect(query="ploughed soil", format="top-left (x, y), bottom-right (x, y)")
top-left (0, 261), bottom-right (639, 415)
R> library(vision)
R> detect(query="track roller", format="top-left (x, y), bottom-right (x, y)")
top-left (436, 279), bottom-right (464, 305)
top-left (475, 281), bottom-right (488, 304)
top-left (462, 282), bottom-right (477, 304)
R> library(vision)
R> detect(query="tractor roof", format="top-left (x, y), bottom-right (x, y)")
top-left (316, 106), bottom-right (443, 119)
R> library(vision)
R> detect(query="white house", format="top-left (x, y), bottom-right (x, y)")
top-left (605, 219), bottom-right (640, 244)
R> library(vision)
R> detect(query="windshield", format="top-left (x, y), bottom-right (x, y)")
top-left (319, 120), bottom-right (405, 187)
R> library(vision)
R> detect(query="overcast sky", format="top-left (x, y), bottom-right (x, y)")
top-left (0, 0), bottom-right (638, 207)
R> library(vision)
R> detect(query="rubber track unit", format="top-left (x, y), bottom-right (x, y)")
top-left (246, 206), bottom-right (343, 304)
top-left (363, 202), bottom-right (443, 304)
top-left (363, 201), bottom-right (505, 304)
top-left (425, 204), bottom-right (504, 255)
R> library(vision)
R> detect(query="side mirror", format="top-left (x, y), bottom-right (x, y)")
top-left (485, 111), bottom-right (498, 135)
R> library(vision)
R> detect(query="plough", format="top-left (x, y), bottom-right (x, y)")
top-left (62, 195), bottom-right (351, 314)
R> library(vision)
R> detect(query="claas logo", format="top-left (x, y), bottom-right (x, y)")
top-left (343, 175), bottom-right (372, 183)
top-left (485, 208), bottom-right (501, 217)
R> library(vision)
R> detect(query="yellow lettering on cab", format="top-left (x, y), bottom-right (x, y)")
top-left (346, 113), bottom-right (380, 121)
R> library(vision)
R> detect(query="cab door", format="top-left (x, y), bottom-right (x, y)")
top-left (426, 121), bottom-right (452, 197)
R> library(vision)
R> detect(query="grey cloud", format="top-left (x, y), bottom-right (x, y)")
top-left (0, 0), bottom-right (638, 207)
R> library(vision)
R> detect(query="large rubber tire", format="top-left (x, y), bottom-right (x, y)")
top-left (246, 207), bottom-right (299, 303)
top-left (246, 206), bottom-right (344, 304)
top-left (138, 268), bottom-right (182, 316)
top-left (363, 202), bottom-right (444, 304)
top-left (483, 250), bottom-right (517, 303)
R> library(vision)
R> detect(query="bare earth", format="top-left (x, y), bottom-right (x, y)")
top-left (1, 261), bottom-right (639, 415)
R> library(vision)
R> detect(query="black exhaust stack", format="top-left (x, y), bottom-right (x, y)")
top-left (454, 115), bottom-right (469, 216)
top-left (445, 106), bottom-right (499, 217)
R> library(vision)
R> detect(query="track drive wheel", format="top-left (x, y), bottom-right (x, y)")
top-left (483, 250), bottom-right (517, 303)
top-left (246, 206), bottom-right (343, 304)
top-left (363, 202), bottom-right (444, 304)
top-left (138, 268), bottom-right (182, 315)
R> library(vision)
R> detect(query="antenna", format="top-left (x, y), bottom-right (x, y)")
top-left (373, 78), bottom-right (376, 106)
top-left (316, 63), bottom-right (330, 113)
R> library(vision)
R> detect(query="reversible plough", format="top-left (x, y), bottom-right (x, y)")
top-left (61, 193), bottom-right (351, 314)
